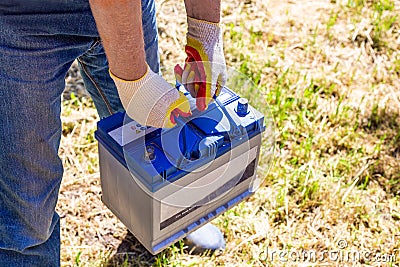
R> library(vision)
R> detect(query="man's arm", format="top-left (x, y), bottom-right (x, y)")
top-left (89, 0), bottom-right (221, 80)
top-left (88, 0), bottom-right (191, 128)
top-left (184, 0), bottom-right (221, 23)
top-left (89, 0), bottom-right (147, 80)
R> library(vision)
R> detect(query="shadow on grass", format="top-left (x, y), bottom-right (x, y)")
top-left (360, 104), bottom-right (400, 196)
top-left (103, 230), bottom-right (216, 266)
top-left (103, 231), bottom-right (155, 267)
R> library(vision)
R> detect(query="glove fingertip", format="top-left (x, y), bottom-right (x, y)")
top-left (196, 98), bottom-right (207, 111)
top-left (170, 112), bottom-right (177, 125)
top-left (214, 83), bottom-right (222, 98)
top-left (176, 109), bottom-right (192, 118)
top-left (174, 64), bottom-right (183, 76)
top-left (174, 65), bottom-right (183, 84)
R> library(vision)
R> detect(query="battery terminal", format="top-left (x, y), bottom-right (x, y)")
top-left (144, 145), bottom-right (156, 162)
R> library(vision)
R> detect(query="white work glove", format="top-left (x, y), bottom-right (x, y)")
top-left (110, 65), bottom-right (191, 128)
top-left (175, 16), bottom-right (227, 111)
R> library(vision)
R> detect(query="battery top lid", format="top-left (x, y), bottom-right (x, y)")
top-left (96, 87), bottom-right (265, 192)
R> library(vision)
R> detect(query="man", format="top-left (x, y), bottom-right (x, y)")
top-left (0, 0), bottom-right (227, 265)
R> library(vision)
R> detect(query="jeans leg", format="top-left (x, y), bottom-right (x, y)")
top-left (0, 220), bottom-right (61, 266)
top-left (0, 44), bottom-right (65, 266)
top-left (77, 40), bottom-right (124, 119)
top-left (0, 15), bottom-right (96, 266)
top-left (141, 0), bottom-right (160, 74)
top-left (78, 0), bottom-right (160, 119)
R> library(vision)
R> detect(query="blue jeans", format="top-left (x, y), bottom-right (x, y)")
top-left (0, 1), bottom-right (159, 266)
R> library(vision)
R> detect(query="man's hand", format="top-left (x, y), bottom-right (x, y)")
top-left (111, 65), bottom-right (191, 128)
top-left (175, 17), bottom-right (227, 111)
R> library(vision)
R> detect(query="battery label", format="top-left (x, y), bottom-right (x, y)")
top-left (160, 158), bottom-right (256, 230)
top-left (108, 121), bottom-right (157, 146)
top-left (159, 146), bottom-right (258, 229)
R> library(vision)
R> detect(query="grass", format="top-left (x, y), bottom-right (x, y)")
top-left (58, 0), bottom-right (400, 266)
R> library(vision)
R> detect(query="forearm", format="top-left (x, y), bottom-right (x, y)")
top-left (184, 0), bottom-right (221, 23)
top-left (89, 0), bottom-right (147, 80)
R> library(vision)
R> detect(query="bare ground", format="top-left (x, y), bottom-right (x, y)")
top-left (59, 0), bottom-right (400, 266)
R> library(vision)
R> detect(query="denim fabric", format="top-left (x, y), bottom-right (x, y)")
top-left (0, 0), bottom-right (159, 266)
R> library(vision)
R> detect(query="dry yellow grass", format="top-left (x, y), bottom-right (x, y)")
top-left (58, 0), bottom-right (400, 266)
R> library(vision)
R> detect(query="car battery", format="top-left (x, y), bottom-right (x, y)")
top-left (95, 86), bottom-right (266, 254)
